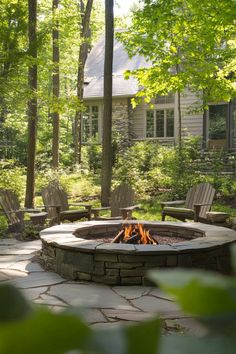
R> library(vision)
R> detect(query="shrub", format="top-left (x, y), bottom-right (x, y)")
top-left (0, 160), bottom-right (25, 198)
top-left (114, 137), bottom-right (205, 198)
top-left (35, 168), bottom-right (100, 199)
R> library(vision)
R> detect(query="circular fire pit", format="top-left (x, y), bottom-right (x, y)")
top-left (40, 220), bottom-right (236, 285)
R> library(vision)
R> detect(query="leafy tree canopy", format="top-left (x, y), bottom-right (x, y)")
top-left (118, 0), bottom-right (236, 107)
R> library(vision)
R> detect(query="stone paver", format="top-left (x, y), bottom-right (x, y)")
top-left (34, 293), bottom-right (68, 307)
top-left (9, 260), bottom-right (44, 273)
top-left (49, 283), bottom-right (135, 310)
top-left (112, 286), bottom-right (151, 299)
top-left (0, 237), bottom-right (203, 334)
top-left (77, 308), bottom-right (107, 324)
top-left (0, 268), bottom-right (28, 280)
top-left (0, 255), bottom-right (35, 269)
top-left (129, 295), bottom-right (184, 318)
top-left (22, 286), bottom-right (48, 300)
top-left (102, 309), bottom-right (154, 322)
top-left (9, 271), bottom-right (65, 289)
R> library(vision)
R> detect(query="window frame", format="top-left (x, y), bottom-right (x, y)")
top-left (145, 107), bottom-right (175, 139)
top-left (208, 103), bottom-right (228, 141)
top-left (82, 104), bottom-right (100, 143)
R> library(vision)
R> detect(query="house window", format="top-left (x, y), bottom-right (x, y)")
top-left (146, 109), bottom-right (174, 138)
top-left (82, 106), bottom-right (99, 142)
top-left (209, 104), bottom-right (227, 140)
top-left (154, 93), bottom-right (175, 104)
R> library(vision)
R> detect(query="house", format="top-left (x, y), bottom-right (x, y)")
top-left (83, 34), bottom-right (236, 150)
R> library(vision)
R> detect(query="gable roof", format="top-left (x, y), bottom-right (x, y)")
top-left (84, 33), bottom-right (150, 99)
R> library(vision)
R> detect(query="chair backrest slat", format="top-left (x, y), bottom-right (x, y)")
top-left (185, 185), bottom-right (197, 209)
top-left (184, 183), bottom-right (215, 219)
top-left (0, 189), bottom-right (23, 225)
top-left (195, 183), bottom-right (215, 218)
top-left (41, 182), bottom-right (69, 221)
top-left (110, 183), bottom-right (135, 217)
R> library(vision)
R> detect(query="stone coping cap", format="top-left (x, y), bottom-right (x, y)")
top-left (40, 220), bottom-right (236, 254)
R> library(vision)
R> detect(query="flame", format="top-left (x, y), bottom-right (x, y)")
top-left (123, 223), bottom-right (157, 245)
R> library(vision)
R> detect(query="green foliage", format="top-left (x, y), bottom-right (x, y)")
top-left (0, 284), bottom-right (160, 354)
top-left (114, 137), bottom-right (205, 198)
top-left (118, 0), bottom-right (236, 106)
top-left (83, 140), bottom-right (103, 173)
top-left (114, 137), bottom-right (236, 200)
top-left (35, 167), bottom-right (100, 198)
top-left (0, 284), bottom-right (32, 323)
top-left (0, 160), bottom-right (25, 198)
top-left (0, 0), bottom-right (105, 170)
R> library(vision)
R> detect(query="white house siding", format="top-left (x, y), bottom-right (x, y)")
top-left (180, 90), bottom-right (203, 138)
top-left (84, 91), bottom-right (204, 144)
top-left (130, 101), bottom-right (146, 139)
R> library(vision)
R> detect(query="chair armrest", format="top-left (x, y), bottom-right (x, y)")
top-left (193, 203), bottom-right (212, 207)
top-left (160, 200), bottom-right (185, 209)
top-left (91, 207), bottom-right (110, 218)
top-left (193, 203), bottom-right (212, 221)
top-left (44, 205), bottom-right (61, 224)
top-left (120, 205), bottom-right (140, 212)
top-left (69, 203), bottom-right (92, 211)
top-left (69, 203), bottom-right (91, 207)
top-left (21, 207), bottom-right (44, 213)
top-left (119, 205), bottom-right (140, 219)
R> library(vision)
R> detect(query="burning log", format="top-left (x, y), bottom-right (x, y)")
top-left (111, 229), bottom-right (124, 243)
top-left (112, 224), bottom-right (158, 245)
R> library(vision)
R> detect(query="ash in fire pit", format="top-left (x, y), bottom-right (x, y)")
top-left (112, 224), bottom-right (157, 244)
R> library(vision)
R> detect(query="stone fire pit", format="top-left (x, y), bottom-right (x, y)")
top-left (40, 220), bottom-right (236, 285)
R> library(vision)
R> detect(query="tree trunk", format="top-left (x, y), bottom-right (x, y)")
top-left (74, 0), bottom-right (93, 164)
top-left (177, 90), bottom-right (182, 150)
top-left (101, 0), bottom-right (114, 206)
top-left (52, 0), bottom-right (60, 168)
top-left (25, 0), bottom-right (37, 208)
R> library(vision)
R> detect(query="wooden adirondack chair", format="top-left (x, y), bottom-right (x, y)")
top-left (41, 182), bottom-right (92, 224)
top-left (0, 189), bottom-right (47, 232)
top-left (91, 183), bottom-right (139, 220)
top-left (161, 183), bottom-right (216, 222)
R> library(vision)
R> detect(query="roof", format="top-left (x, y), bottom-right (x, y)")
top-left (84, 33), bottom-right (150, 99)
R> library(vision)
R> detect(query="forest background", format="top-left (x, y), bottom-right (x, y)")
top-left (0, 0), bottom-right (236, 230)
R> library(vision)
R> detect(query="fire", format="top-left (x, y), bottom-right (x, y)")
top-left (112, 223), bottom-right (158, 245)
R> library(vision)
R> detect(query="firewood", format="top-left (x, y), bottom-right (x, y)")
top-left (113, 224), bottom-right (157, 245)
top-left (124, 234), bottom-right (140, 244)
top-left (111, 229), bottom-right (124, 243)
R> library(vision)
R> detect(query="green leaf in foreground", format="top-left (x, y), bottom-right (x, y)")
top-left (149, 269), bottom-right (236, 316)
top-left (231, 243), bottom-right (236, 272)
top-left (0, 284), bottom-right (32, 322)
top-left (0, 308), bottom-right (91, 354)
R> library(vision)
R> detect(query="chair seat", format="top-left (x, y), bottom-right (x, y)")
top-left (163, 207), bottom-right (194, 214)
top-left (162, 207), bottom-right (195, 221)
top-left (60, 209), bottom-right (90, 222)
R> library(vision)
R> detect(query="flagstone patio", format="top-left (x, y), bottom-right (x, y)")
top-left (0, 237), bottom-right (206, 335)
